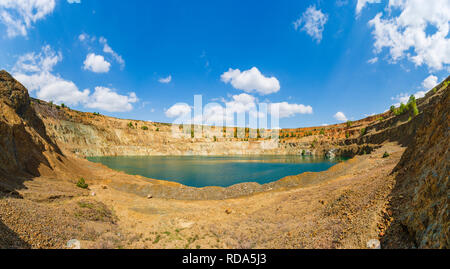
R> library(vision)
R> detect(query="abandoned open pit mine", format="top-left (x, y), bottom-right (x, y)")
top-left (0, 70), bottom-right (448, 250)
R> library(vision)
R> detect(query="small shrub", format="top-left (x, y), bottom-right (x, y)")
top-left (141, 126), bottom-right (149, 130)
top-left (153, 234), bottom-right (161, 244)
top-left (156, 128), bottom-right (160, 132)
top-left (319, 129), bottom-right (325, 135)
top-left (61, 103), bottom-right (66, 108)
top-left (76, 178), bottom-right (88, 189)
top-left (360, 128), bottom-right (366, 136)
top-left (412, 102), bottom-right (419, 116)
top-left (383, 152), bottom-right (390, 158)
top-left (390, 105), bottom-right (396, 113)
top-left (213, 136), bottom-right (217, 142)
top-left (346, 121), bottom-right (353, 128)
top-left (127, 122), bottom-right (134, 128)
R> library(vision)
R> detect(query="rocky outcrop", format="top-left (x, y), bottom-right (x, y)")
top-left (389, 77), bottom-right (449, 248)
top-left (0, 70), bottom-right (66, 193)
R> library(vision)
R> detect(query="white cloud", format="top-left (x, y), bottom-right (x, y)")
top-left (13, 45), bottom-right (90, 106)
top-left (392, 90), bottom-right (427, 107)
top-left (367, 57), bottom-right (378, 64)
top-left (356, 0), bottom-right (381, 15)
top-left (334, 112), bottom-right (348, 122)
top-left (99, 37), bottom-right (125, 69)
top-left (221, 67), bottom-right (280, 95)
top-left (165, 103), bottom-right (192, 118)
top-left (422, 75), bottom-right (438, 89)
top-left (165, 93), bottom-right (313, 125)
top-left (83, 53), bottom-right (111, 73)
top-left (368, 0), bottom-right (450, 71)
top-left (0, 0), bottom-right (55, 37)
top-left (159, 75), bottom-right (172, 84)
top-left (269, 102), bottom-right (313, 118)
top-left (85, 87), bottom-right (138, 112)
top-left (293, 5), bottom-right (328, 43)
top-left (67, 0), bottom-right (81, 3)
top-left (13, 46), bottom-right (137, 112)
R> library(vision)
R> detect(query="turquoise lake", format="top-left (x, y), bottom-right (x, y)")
top-left (88, 155), bottom-right (339, 188)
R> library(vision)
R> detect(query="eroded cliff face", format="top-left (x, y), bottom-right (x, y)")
top-left (0, 71), bottom-right (64, 180)
top-left (390, 77), bottom-right (449, 248)
top-left (33, 98), bottom-right (415, 158)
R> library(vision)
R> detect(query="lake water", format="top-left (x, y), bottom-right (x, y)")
top-left (88, 155), bottom-right (339, 188)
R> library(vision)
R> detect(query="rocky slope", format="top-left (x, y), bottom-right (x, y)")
top-left (383, 77), bottom-right (449, 248)
top-left (0, 71), bottom-right (66, 195)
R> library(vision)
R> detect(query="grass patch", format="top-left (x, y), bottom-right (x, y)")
top-left (76, 178), bottom-right (88, 189)
top-left (153, 234), bottom-right (161, 244)
top-left (75, 200), bottom-right (116, 223)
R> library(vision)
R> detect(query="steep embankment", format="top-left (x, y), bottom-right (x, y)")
top-left (383, 77), bottom-right (449, 249)
top-left (0, 71), bottom-right (68, 195)
top-left (0, 70), bottom-right (120, 249)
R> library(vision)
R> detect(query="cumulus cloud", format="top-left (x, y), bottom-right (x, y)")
top-left (159, 75), bottom-right (172, 84)
top-left (13, 45), bottom-right (90, 106)
top-left (13, 46), bottom-right (137, 112)
top-left (368, 0), bottom-right (450, 71)
top-left (165, 103), bottom-right (192, 118)
top-left (293, 5), bottom-right (328, 43)
top-left (85, 87), bottom-right (138, 112)
top-left (99, 37), bottom-right (125, 69)
top-left (165, 93), bottom-right (313, 126)
top-left (422, 75), bottom-right (438, 90)
top-left (83, 53), bottom-right (111, 73)
top-left (390, 74), bottom-right (439, 106)
top-left (356, 0), bottom-right (381, 15)
top-left (334, 112), bottom-right (348, 122)
top-left (391, 91), bottom-right (426, 107)
top-left (0, 0), bottom-right (55, 37)
top-left (269, 102), bottom-right (313, 118)
top-left (221, 67), bottom-right (280, 95)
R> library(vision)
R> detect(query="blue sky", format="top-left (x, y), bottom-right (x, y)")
top-left (0, 0), bottom-right (448, 128)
